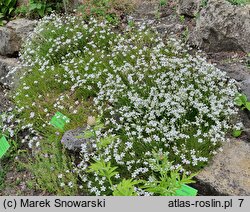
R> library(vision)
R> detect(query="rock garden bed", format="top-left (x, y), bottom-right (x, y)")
top-left (0, 0), bottom-right (250, 196)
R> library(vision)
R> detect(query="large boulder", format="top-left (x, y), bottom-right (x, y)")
top-left (177, 0), bottom-right (201, 17)
top-left (189, 0), bottom-right (250, 53)
top-left (0, 18), bottom-right (36, 56)
top-left (196, 139), bottom-right (250, 195)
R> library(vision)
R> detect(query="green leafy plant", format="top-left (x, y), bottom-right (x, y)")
top-left (179, 15), bottom-right (185, 23)
top-left (86, 151), bottom-right (196, 196)
top-left (182, 26), bottom-right (189, 43)
top-left (232, 129), bottom-right (242, 138)
top-left (159, 0), bottom-right (168, 6)
top-left (142, 151), bottom-right (196, 196)
top-left (234, 93), bottom-right (250, 110)
top-left (87, 159), bottom-right (118, 188)
top-left (3, 14), bottom-right (240, 196)
top-left (16, 0), bottom-right (66, 18)
top-left (226, 0), bottom-right (250, 5)
top-left (112, 179), bottom-right (139, 196)
top-left (29, 0), bottom-right (47, 17)
top-left (0, 0), bottom-right (17, 25)
top-left (25, 133), bottom-right (79, 195)
top-left (232, 93), bottom-right (250, 137)
top-left (200, 0), bottom-right (208, 8)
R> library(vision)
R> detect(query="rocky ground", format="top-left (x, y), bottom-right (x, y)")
top-left (0, 0), bottom-right (250, 195)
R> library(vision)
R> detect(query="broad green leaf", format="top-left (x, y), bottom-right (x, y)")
top-left (9, 7), bottom-right (15, 13)
top-left (245, 102), bottom-right (250, 111)
top-left (46, 7), bottom-right (52, 13)
top-left (234, 94), bottom-right (247, 106)
top-left (10, 0), bottom-right (17, 8)
top-left (37, 6), bottom-right (46, 17)
top-left (5, 0), bottom-right (12, 7)
top-left (232, 130), bottom-right (242, 138)
top-left (29, 3), bottom-right (43, 11)
top-left (234, 97), bottom-right (243, 106)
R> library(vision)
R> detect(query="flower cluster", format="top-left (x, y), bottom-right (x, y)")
top-left (76, 34), bottom-right (239, 195)
top-left (0, 14), bottom-right (240, 196)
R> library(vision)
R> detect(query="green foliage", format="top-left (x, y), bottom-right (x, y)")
top-left (234, 93), bottom-right (250, 110)
top-left (4, 14), bottom-right (239, 196)
top-left (159, 0), bottom-right (168, 6)
top-left (226, 0), bottom-right (250, 5)
top-left (87, 159), bottom-right (118, 187)
top-left (83, 130), bottom-right (95, 139)
top-left (29, 0), bottom-right (48, 17)
top-left (181, 26), bottom-right (189, 43)
top-left (0, 131), bottom-right (20, 191)
top-left (25, 134), bottom-right (79, 195)
top-left (200, 0), bottom-right (208, 7)
top-left (15, 0), bottom-right (65, 18)
top-left (86, 151), bottom-right (196, 196)
top-left (232, 129), bottom-right (242, 138)
top-left (0, 165), bottom-right (7, 190)
top-left (97, 135), bottom-right (118, 149)
top-left (112, 179), bottom-right (139, 196)
top-left (0, 0), bottom-right (17, 25)
top-left (232, 93), bottom-right (250, 138)
top-left (179, 15), bottom-right (185, 23)
top-left (142, 151), bottom-right (195, 196)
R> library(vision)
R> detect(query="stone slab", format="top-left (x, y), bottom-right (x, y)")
top-left (196, 139), bottom-right (250, 195)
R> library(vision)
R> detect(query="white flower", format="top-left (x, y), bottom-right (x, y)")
top-left (30, 112), bottom-right (35, 118)
top-left (68, 182), bottom-right (73, 188)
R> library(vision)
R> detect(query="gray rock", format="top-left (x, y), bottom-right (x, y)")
top-left (132, 1), bottom-right (159, 19)
top-left (196, 139), bottom-right (250, 195)
top-left (216, 63), bottom-right (250, 101)
top-left (0, 56), bottom-right (19, 89)
top-left (189, 0), bottom-right (250, 53)
top-left (217, 63), bottom-right (250, 82)
top-left (0, 18), bottom-right (36, 56)
top-left (156, 23), bottom-right (185, 34)
top-left (61, 127), bottom-right (93, 152)
top-left (241, 78), bottom-right (250, 100)
top-left (177, 0), bottom-right (201, 17)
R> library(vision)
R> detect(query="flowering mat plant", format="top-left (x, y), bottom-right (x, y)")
top-left (0, 14), bottom-right (241, 196)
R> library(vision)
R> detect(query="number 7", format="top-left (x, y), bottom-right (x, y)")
top-left (238, 199), bottom-right (244, 207)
